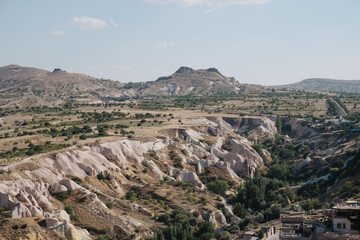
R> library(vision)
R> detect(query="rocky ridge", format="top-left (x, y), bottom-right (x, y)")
top-left (0, 116), bottom-right (276, 239)
top-left (0, 65), bottom-right (266, 107)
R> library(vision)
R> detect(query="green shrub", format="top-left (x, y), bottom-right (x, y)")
top-left (64, 205), bottom-right (73, 214)
top-left (106, 202), bottom-right (114, 209)
top-left (70, 214), bottom-right (79, 221)
top-left (97, 173), bottom-right (106, 180)
top-left (207, 180), bottom-right (228, 197)
top-left (258, 229), bottom-right (265, 239)
top-left (126, 191), bottom-right (137, 201)
top-left (71, 176), bottom-right (82, 184)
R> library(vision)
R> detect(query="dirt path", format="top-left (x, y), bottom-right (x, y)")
top-left (329, 98), bottom-right (347, 117)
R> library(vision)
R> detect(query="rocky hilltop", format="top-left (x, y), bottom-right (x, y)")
top-left (140, 67), bottom-right (257, 96)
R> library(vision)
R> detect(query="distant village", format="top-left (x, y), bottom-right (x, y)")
top-left (237, 199), bottom-right (360, 240)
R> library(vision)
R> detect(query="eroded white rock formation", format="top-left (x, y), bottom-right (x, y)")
top-left (0, 115), bottom-right (276, 237)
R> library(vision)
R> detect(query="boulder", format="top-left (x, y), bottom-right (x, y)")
top-left (37, 195), bottom-right (51, 208)
top-left (46, 217), bottom-right (59, 228)
top-left (28, 194), bottom-right (39, 207)
top-left (29, 205), bottom-right (43, 217)
top-left (142, 160), bottom-right (167, 179)
top-left (11, 203), bottom-right (31, 218)
top-left (51, 210), bottom-right (70, 222)
top-left (176, 170), bottom-right (204, 189)
top-left (59, 179), bottom-right (81, 191)
top-left (179, 129), bottom-right (204, 144)
top-left (16, 190), bottom-right (33, 206)
top-left (214, 210), bottom-right (227, 225)
top-left (208, 210), bottom-right (227, 226)
top-left (0, 192), bottom-right (16, 208)
top-left (65, 224), bottom-right (92, 240)
top-left (50, 183), bottom-right (68, 194)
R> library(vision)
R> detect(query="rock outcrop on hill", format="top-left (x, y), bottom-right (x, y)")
top-left (141, 67), bottom-right (249, 96)
top-left (0, 116), bottom-right (276, 239)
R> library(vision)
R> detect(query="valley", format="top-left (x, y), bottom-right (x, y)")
top-left (0, 66), bottom-right (360, 240)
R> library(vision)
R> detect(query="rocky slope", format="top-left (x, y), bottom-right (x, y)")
top-left (0, 65), bottom-right (129, 107)
top-left (0, 116), bottom-right (276, 240)
top-left (0, 65), bottom-right (266, 107)
top-left (140, 67), bottom-right (261, 96)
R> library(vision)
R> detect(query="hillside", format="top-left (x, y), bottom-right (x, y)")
top-left (140, 66), bottom-right (264, 96)
top-left (276, 78), bottom-right (360, 93)
top-left (0, 82), bottom-right (360, 239)
top-left (0, 65), bottom-right (266, 107)
top-left (0, 65), bottom-right (131, 107)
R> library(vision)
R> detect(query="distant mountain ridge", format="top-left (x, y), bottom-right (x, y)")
top-left (276, 78), bottom-right (360, 93)
top-left (0, 64), bottom-right (264, 107)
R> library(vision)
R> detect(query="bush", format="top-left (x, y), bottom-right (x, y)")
top-left (207, 180), bottom-right (228, 197)
top-left (200, 196), bottom-right (208, 205)
top-left (301, 200), bottom-right (314, 211)
top-left (158, 213), bottom-right (171, 224)
top-left (233, 203), bottom-right (247, 218)
top-left (219, 231), bottom-right (232, 240)
top-left (126, 191), bottom-right (137, 201)
top-left (54, 189), bottom-right (73, 201)
top-left (258, 229), bottom-right (265, 239)
top-left (71, 176), bottom-right (82, 184)
top-left (70, 214), bottom-right (79, 221)
top-left (12, 225), bottom-right (19, 230)
top-left (106, 202), bottom-right (114, 209)
top-left (97, 173), bottom-right (106, 180)
top-left (79, 134), bottom-right (87, 140)
top-left (64, 205), bottom-right (74, 214)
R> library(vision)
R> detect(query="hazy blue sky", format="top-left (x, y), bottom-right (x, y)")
top-left (1, 0), bottom-right (360, 85)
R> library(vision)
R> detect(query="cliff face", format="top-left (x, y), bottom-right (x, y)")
top-left (223, 117), bottom-right (277, 140)
top-left (0, 116), bottom-right (276, 239)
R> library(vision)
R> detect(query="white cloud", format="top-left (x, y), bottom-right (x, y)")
top-left (354, 56), bottom-right (360, 62)
top-left (143, 0), bottom-right (271, 6)
top-left (51, 30), bottom-right (64, 36)
top-left (72, 16), bottom-right (107, 30)
top-left (109, 19), bottom-right (119, 27)
top-left (155, 41), bottom-right (176, 48)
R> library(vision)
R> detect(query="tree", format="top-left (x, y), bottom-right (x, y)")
top-left (276, 115), bottom-right (282, 134)
top-left (301, 200), bottom-right (314, 211)
top-left (258, 229), bottom-right (265, 239)
top-left (233, 203), bottom-right (247, 218)
top-left (219, 231), bottom-right (232, 240)
top-left (207, 180), bottom-right (228, 196)
top-left (268, 163), bottom-right (290, 180)
top-left (197, 221), bottom-right (215, 240)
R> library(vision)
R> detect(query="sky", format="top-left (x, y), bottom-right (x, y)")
top-left (0, 0), bottom-right (360, 85)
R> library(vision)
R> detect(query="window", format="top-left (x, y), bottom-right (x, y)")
top-left (337, 222), bottom-right (346, 229)
top-left (351, 223), bottom-right (356, 230)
